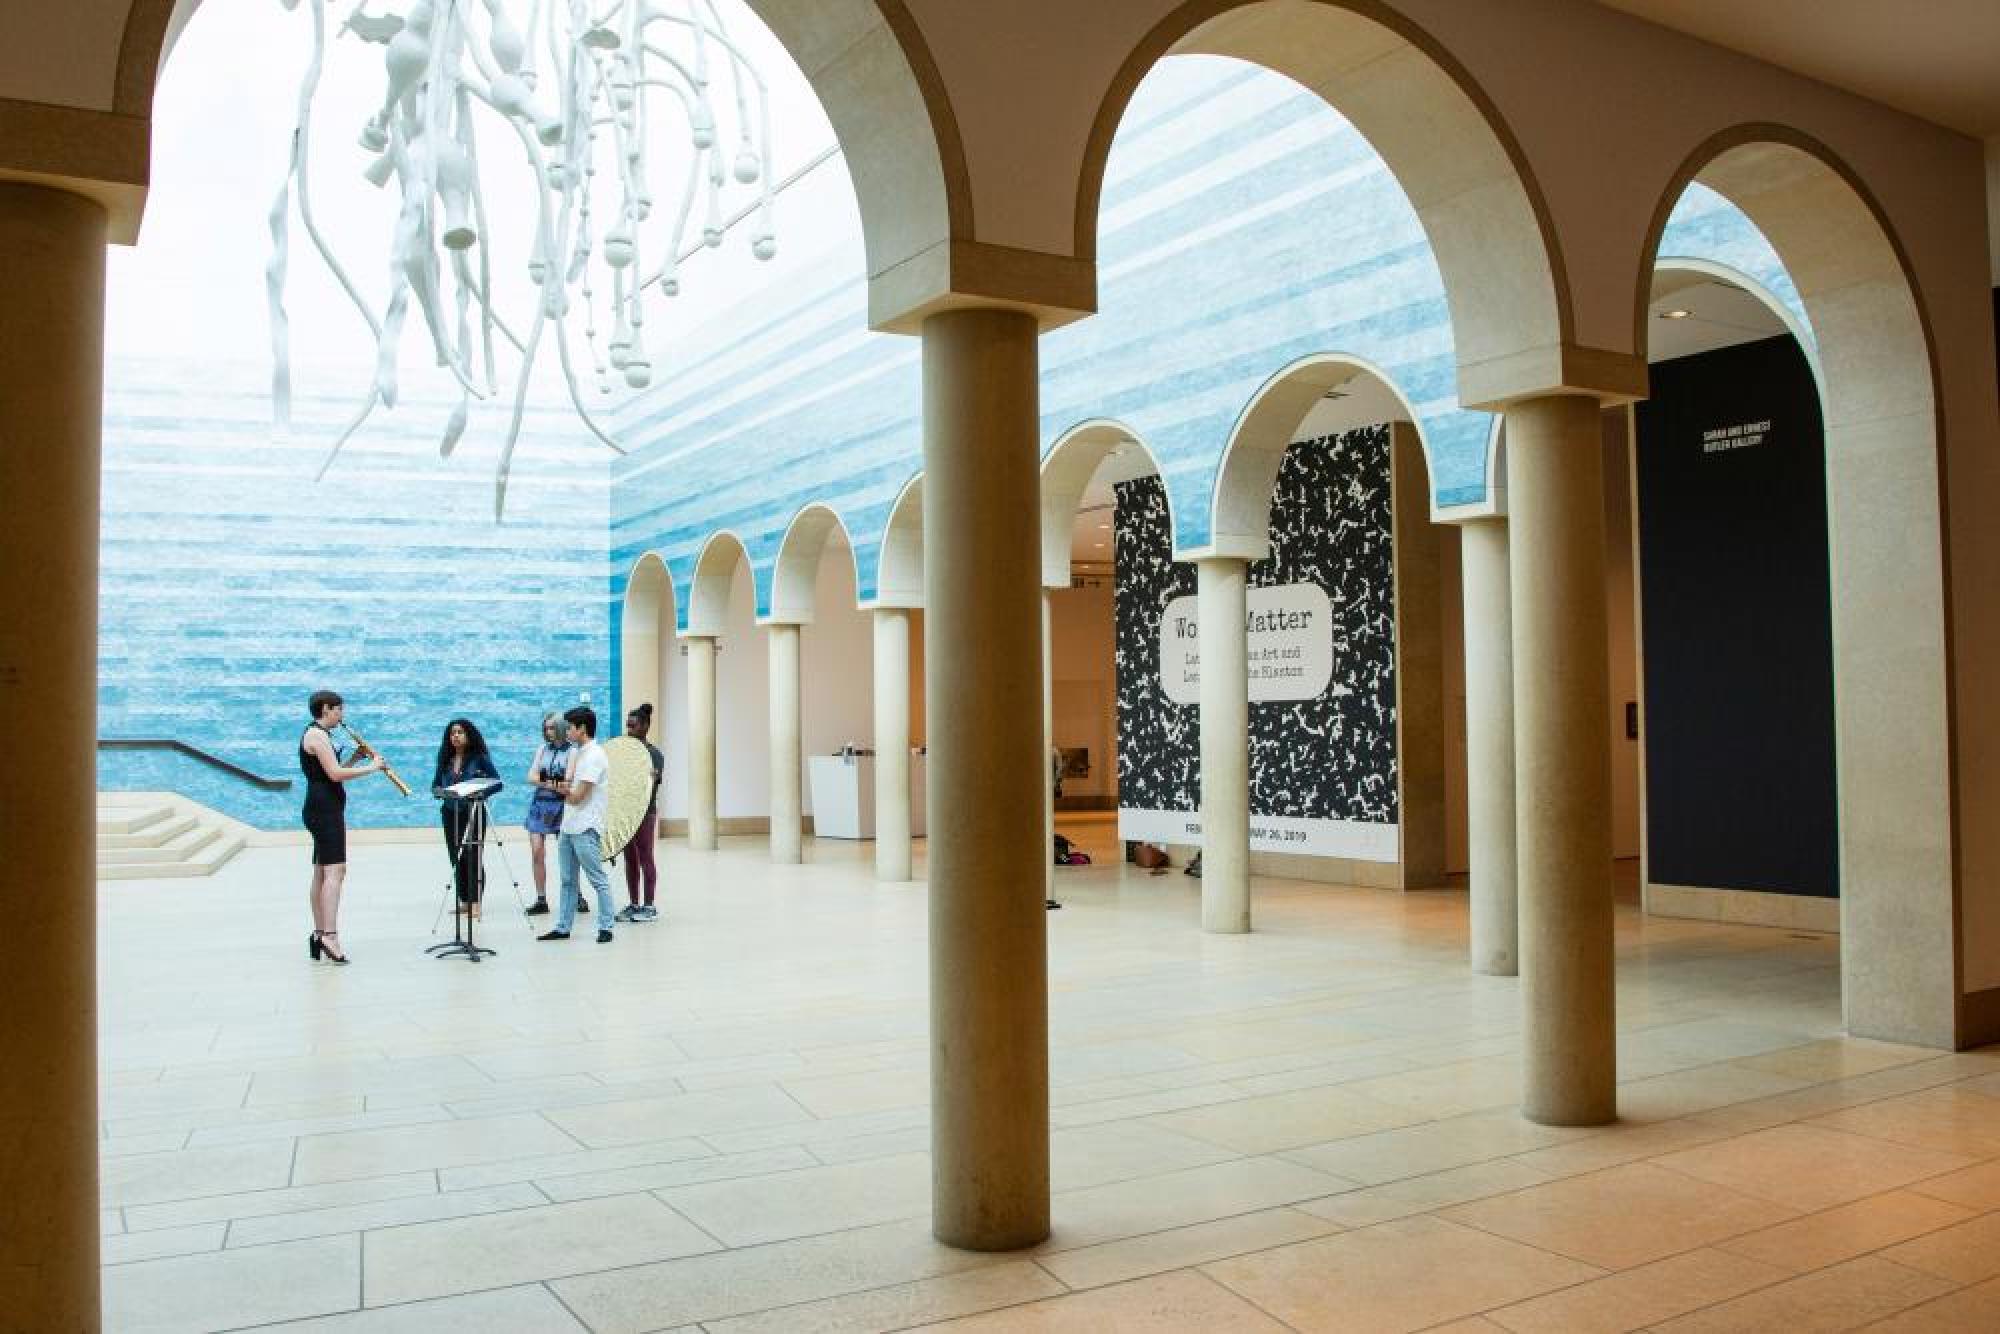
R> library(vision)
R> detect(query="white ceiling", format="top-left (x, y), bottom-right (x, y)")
top-left (1595, 0), bottom-right (2000, 137)
top-left (1646, 272), bottom-right (1789, 362)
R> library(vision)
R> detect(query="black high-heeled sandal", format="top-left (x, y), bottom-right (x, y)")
top-left (308, 930), bottom-right (322, 960)
top-left (318, 930), bottom-right (350, 965)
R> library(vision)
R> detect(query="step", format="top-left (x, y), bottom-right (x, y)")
top-left (98, 813), bottom-right (197, 849)
top-left (99, 832), bottom-right (244, 880)
top-left (96, 805), bottom-right (175, 837)
top-left (97, 824), bottom-right (219, 865)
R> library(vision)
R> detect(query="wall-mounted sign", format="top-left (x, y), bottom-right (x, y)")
top-left (1157, 584), bottom-right (1334, 705)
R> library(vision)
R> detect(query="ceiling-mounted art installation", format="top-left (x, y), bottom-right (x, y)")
top-left (267, 0), bottom-right (785, 516)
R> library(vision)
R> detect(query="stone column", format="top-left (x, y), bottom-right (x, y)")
top-left (1461, 517), bottom-right (1517, 974)
top-left (1197, 557), bottom-right (1252, 933)
top-left (923, 307), bottom-right (1049, 1250)
top-left (685, 635), bottom-right (718, 850)
top-left (0, 182), bottom-right (106, 1331)
top-left (873, 607), bottom-right (912, 881)
top-left (1508, 395), bottom-right (1615, 1126)
top-left (767, 622), bottom-right (802, 863)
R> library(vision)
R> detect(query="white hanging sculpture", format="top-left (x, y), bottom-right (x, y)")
top-left (267, 0), bottom-right (780, 518)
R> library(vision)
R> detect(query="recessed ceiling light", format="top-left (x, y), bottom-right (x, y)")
top-left (1659, 308), bottom-right (1692, 320)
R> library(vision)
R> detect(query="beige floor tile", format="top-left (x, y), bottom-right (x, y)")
top-left (290, 1112), bottom-right (581, 1185)
top-left (1510, 1118), bottom-right (1740, 1180)
top-left (1204, 1214), bottom-right (1601, 1332)
top-left (1880, 1210), bottom-right (2000, 1283)
top-left (1730, 1038), bottom-right (1938, 1084)
top-left (1866, 1277), bottom-right (2000, 1333)
top-left (1049, 1120), bottom-right (1241, 1192)
top-left (1809, 1086), bottom-right (2000, 1158)
top-left (1424, 1320), bottom-right (1511, 1333)
top-left (1718, 1191), bottom-right (1975, 1272)
top-left (227, 1182), bottom-right (547, 1247)
top-left (705, 1260), bottom-right (1066, 1333)
top-left (781, 1065), bottom-right (930, 1119)
top-left (1295, 1158), bottom-right (1553, 1228)
top-left (265, 1286), bottom-right (591, 1331)
top-left (1616, 1063), bottom-right (1814, 1121)
top-left (100, 1139), bottom-right (296, 1208)
top-left (123, 1172), bottom-right (439, 1232)
top-left (1038, 1207), bottom-right (1339, 1290)
top-left (659, 1150), bottom-right (932, 1246)
top-left (536, 1145), bottom-right (818, 1202)
top-left (1440, 1162), bottom-right (1797, 1269)
top-left (362, 1192), bottom-right (721, 1306)
top-left (100, 1221), bottom-right (227, 1265)
top-left (1650, 1124), bottom-right (1976, 1211)
top-left (550, 1218), bottom-right (1007, 1333)
top-left (1909, 1156), bottom-right (2000, 1210)
top-left (103, 1234), bottom-right (360, 1333)
top-left (914, 1269), bottom-right (1290, 1331)
top-left (1281, 1109), bottom-right (1580, 1185)
top-left (1143, 1082), bottom-right (1426, 1154)
top-left (1340, 1055), bottom-right (1524, 1119)
top-left (434, 1135), bottom-right (719, 1192)
top-left (1045, 1155), bottom-right (1357, 1251)
top-left (543, 1082), bottom-right (814, 1149)
top-left (1648, 1255), bottom-right (1954, 1333)
top-left (1487, 1247), bottom-right (1789, 1334)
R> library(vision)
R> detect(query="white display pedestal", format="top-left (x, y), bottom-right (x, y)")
top-left (808, 752), bottom-right (927, 840)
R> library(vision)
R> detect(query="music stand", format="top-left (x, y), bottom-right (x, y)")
top-left (429, 777), bottom-right (503, 963)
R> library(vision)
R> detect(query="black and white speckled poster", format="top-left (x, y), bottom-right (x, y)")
top-left (1115, 424), bottom-right (1399, 860)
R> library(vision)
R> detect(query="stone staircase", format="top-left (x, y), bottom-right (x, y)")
top-left (97, 793), bottom-right (247, 879)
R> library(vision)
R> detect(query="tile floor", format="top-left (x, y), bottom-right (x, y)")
top-left (95, 816), bottom-right (2000, 1332)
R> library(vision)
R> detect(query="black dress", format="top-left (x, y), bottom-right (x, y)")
top-left (300, 726), bottom-right (346, 866)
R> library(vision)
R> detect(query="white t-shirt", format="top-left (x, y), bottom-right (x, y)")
top-left (560, 740), bottom-right (610, 835)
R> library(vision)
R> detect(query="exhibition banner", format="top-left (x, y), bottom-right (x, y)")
top-left (1114, 425), bottom-right (1401, 865)
top-left (1158, 583), bottom-right (1334, 706)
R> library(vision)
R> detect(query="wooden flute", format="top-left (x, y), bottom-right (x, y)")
top-left (339, 722), bottom-right (415, 797)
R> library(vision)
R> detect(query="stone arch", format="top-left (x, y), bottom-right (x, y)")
top-left (769, 502), bottom-right (861, 624)
top-left (1637, 129), bottom-right (1951, 1047)
top-left (134, 0), bottom-right (963, 326)
top-left (686, 530), bottom-right (753, 639)
top-left (1040, 420), bottom-right (1169, 588)
top-left (1209, 354), bottom-right (1431, 557)
top-left (872, 472), bottom-right (926, 609)
top-left (1077, 0), bottom-right (1577, 408)
top-left (620, 551), bottom-right (676, 722)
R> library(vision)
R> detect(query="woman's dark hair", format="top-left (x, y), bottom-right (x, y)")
top-left (308, 689), bottom-right (343, 719)
top-left (627, 702), bottom-right (654, 723)
top-left (434, 717), bottom-right (491, 771)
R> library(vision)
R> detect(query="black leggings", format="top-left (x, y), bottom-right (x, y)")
top-left (441, 806), bottom-right (483, 905)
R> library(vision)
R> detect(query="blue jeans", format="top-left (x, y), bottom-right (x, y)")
top-left (557, 829), bottom-right (612, 933)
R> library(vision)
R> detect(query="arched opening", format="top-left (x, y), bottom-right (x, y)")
top-left (1079, 0), bottom-right (1586, 429)
top-left (619, 553), bottom-right (675, 728)
top-left (1637, 135), bottom-right (1955, 1047)
top-left (769, 503), bottom-right (881, 849)
top-left (1040, 423), bottom-right (1169, 869)
top-left (1208, 357), bottom-right (1455, 891)
top-left (1631, 257), bottom-right (1837, 951)
top-left (683, 530), bottom-right (770, 831)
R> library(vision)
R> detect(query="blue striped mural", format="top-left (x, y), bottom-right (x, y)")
top-left (608, 58), bottom-right (1801, 636)
top-left (98, 360), bottom-right (612, 829)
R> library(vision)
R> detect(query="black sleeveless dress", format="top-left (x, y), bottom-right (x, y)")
top-left (300, 726), bottom-right (346, 865)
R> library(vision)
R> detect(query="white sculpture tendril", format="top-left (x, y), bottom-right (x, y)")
top-left (268, 0), bottom-right (782, 518)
